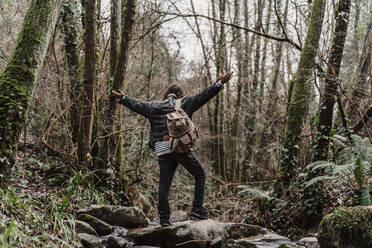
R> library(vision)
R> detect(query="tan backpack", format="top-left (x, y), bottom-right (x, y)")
top-left (166, 99), bottom-right (199, 153)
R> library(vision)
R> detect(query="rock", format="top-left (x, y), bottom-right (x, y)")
top-left (298, 237), bottom-right (319, 248)
top-left (78, 214), bottom-right (114, 236)
top-left (277, 244), bottom-right (300, 248)
top-left (318, 206), bottom-right (372, 248)
top-left (127, 219), bottom-right (298, 248)
top-left (78, 205), bottom-right (148, 228)
top-left (75, 220), bottom-right (98, 236)
top-left (232, 232), bottom-right (296, 248)
top-left (105, 236), bottom-right (134, 248)
top-left (78, 233), bottom-right (101, 248)
top-left (110, 225), bottom-right (129, 238)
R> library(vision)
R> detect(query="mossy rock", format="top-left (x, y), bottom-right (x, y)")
top-left (75, 220), bottom-right (98, 236)
top-left (318, 206), bottom-right (372, 248)
top-left (78, 213), bottom-right (114, 236)
top-left (77, 205), bottom-right (148, 228)
top-left (78, 233), bottom-right (101, 248)
top-left (127, 220), bottom-right (293, 248)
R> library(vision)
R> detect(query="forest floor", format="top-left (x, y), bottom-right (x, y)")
top-left (0, 135), bottom-right (348, 247)
top-left (0, 136), bottom-right (110, 247)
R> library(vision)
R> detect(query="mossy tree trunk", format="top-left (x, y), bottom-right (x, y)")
top-left (0, 0), bottom-right (62, 183)
top-left (78, 0), bottom-right (96, 165)
top-left (313, 0), bottom-right (351, 162)
top-left (61, 1), bottom-right (81, 151)
top-left (273, 0), bottom-right (326, 197)
top-left (347, 20), bottom-right (372, 125)
top-left (304, 0), bottom-right (351, 219)
top-left (101, 0), bottom-right (136, 180)
top-left (98, 0), bottom-right (119, 168)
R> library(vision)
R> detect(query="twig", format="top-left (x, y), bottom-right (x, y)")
top-left (42, 102), bottom-right (74, 158)
top-left (155, 11), bottom-right (302, 51)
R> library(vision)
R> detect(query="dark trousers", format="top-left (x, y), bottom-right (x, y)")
top-left (157, 151), bottom-right (206, 220)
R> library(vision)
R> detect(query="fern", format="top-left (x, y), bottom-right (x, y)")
top-left (304, 176), bottom-right (337, 189)
top-left (304, 135), bottom-right (372, 206)
top-left (236, 185), bottom-right (273, 201)
top-left (306, 161), bottom-right (335, 173)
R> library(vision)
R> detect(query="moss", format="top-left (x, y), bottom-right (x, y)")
top-left (274, 0), bottom-right (326, 196)
top-left (0, 0), bottom-right (61, 182)
top-left (318, 206), bottom-right (372, 248)
top-left (75, 220), bottom-right (98, 236)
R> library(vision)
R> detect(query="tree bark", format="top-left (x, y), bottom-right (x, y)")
top-left (231, 0), bottom-right (244, 182)
top-left (61, 1), bottom-right (81, 149)
top-left (245, 0), bottom-right (263, 168)
top-left (78, 0), bottom-right (96, 165)
top-left (102, 0), bottom-right (136, 166)
top-left (0, 0), bottom-right (61, 183)
top-left (313, 0), bottom-right (351, 161)
top-left (273, 0), bottom-right (326, 196)
top-left (347, 20), bottom-right (372, 125)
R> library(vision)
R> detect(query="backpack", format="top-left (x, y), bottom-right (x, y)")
top-left (166, 98), bottom-right (199, 153)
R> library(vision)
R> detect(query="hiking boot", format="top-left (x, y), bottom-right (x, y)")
top-left (189, 206), bottom-right (208, 220)
top-left (160, 219), bottom-right (171, 227)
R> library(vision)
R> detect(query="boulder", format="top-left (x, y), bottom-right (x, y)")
top-left (78, 233), bottom-right (101, 248)
top-left (127, 219), bottom-right (298, 248)
top-left (78, 205), bottom-right (148, 228)
top-left (78, 213), bottom-right (114, 236)
top-left (318, 206), bottom-right (372, 248)
top-left (297, 237), bottom-right (319, 248)
top-left (75, 220), bottom-right (98, 236)
top-left (105, 236), bottom-right (134, 248)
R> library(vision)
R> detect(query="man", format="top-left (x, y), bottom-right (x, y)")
top-left (112, 71), bottom-right (234, 227)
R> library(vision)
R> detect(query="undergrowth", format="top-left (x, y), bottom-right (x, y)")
top-left (0, 155), bottom-right (110, 247)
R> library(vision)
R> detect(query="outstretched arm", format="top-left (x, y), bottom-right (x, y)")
top-left (112, 89), bottom-right (152, 117)
top-left (183, 71), bottom-right (234, 114)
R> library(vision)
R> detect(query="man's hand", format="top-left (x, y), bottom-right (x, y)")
top-left (219, 70), bottom-right (234, 84)
top-left (112, 89), bottom-right (125, 99)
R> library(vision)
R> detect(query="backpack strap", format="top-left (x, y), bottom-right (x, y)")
top-left (175, 99), bottom-right (182, 110)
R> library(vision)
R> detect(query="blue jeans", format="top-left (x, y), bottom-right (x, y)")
top-left (157, 151), bottom-right (206, 220)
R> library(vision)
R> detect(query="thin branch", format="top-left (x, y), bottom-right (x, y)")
top-left (155, 11), bottom-right (302, 51)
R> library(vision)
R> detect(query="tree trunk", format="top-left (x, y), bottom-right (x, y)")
top-left (260, 0), bottom-right (289, 173)
top-left (304, 0), bottom-right (351, 219)
top-left (313, 0), bottom-right (351, 161)
top-left (347, 20), bottom-right (372, 125)
top-left (231, 0), bottom-right (244, 182)
top-left (245, 0), bottom-right (263, 169)
top-left (241, 0), bottom-right (253, 182)
top-left (78, 0), bottom-right (96, 165)
top-left (273, 0), bottom-right (326, 197)
top-left (215, 0), bottom-right (227, 181)
top-left (61, 1), bottom-right (81, 151)
top-left (0, 0), bottom-right (61, 183)
top-left (102, 0), bottom-right (136, 167)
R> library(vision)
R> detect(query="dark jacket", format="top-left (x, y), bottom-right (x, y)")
top-left (119, 81), bottom-right (223, 147)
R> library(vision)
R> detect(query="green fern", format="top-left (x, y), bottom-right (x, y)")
top-left (236, 185), bottom-right (273, 201)
top-left (304, 176), bottom-right (337, 188)
top-left (306, 161), bottom-right (335, 173)
top-left (304, 135), bottom-right (372, 206)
